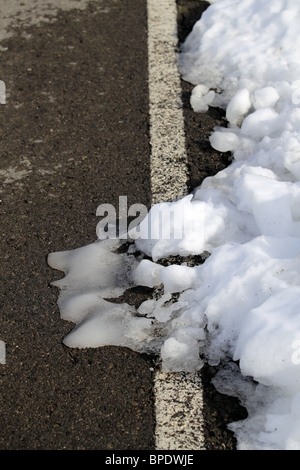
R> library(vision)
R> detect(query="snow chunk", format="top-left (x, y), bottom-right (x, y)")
top-left (226, 88), bottom-right (251, 126)
top-left (190, 84), bottom-right (215, 112)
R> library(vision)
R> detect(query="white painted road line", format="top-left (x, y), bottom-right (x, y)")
top-left (147, 0), bottom-right (188, 205)
top-left (154, 372), bottom-right (205, 450)
top-left (147, 0), bottom-right (206, 451)
top-left (0, 341), bottom-right (5, 365)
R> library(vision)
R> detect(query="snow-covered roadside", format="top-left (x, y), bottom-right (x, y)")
top-left (49, 0), bottom-right (300, 450)
top-left (176, 0), bottom-right (300, 449)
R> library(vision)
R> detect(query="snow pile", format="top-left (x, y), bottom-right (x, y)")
top-left (48, 0), bottom-right (300, 450)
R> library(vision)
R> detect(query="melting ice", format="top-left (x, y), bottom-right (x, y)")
top-left (49, 0), bottom-right (300, 450)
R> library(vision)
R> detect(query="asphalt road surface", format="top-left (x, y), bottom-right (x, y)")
top-left (0, 0), bottom-right (246, 452)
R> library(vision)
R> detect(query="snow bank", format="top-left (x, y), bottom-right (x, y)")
top-left (48, 0), bottom-right (300, 450)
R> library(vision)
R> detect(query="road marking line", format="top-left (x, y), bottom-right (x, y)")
top-left (154, 371), bottom-right (205, 450)
top-left (147, 0), bottom-right (188, 205)
top-left (0, 341), bottom-right (6, 365)
top-left (147, 0), bottom-right (206, 451)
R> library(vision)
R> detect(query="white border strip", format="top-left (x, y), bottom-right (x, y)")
top-left (147, 0), bottom-right (205, 450)
top-left (147, 0), bottom-right (188, 205)
top-left (154, 371), bottom-right (205, 450)
top-left (0, 340), bottom-right (6, 365)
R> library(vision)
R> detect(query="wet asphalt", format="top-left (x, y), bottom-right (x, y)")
top-left (0, 0), bottom-right (247, 452)
top-left (0, 0), bottom-right (155, 451)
